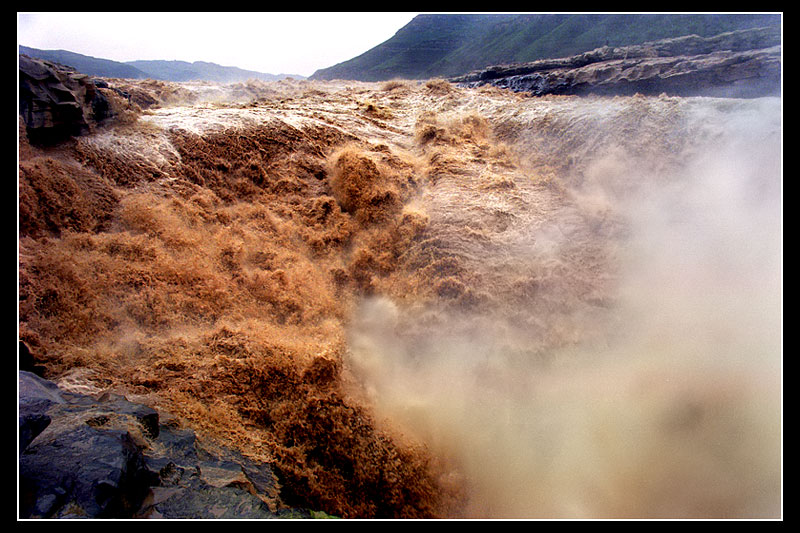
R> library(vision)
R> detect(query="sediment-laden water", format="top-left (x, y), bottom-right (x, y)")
top-left (18, 78), bottom-right (782, 518)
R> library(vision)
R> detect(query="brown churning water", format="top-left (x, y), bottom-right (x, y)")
top-left (19, 79), bottom-right (782, 518)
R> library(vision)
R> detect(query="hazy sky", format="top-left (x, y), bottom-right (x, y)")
top-left (17, 12), bottom-right (419, 77)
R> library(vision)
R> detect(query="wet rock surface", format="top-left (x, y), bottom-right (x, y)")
top-left (453, 25), bottom-right (781, 98)
top-left (19, 54), bottom-right (130, 145)
top-left (18, 370), bottom-right (298, 519)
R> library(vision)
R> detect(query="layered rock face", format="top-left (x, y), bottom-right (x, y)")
top-left (453, 26), bottom-right (781, 98)
top-left (19, 54), bottom-right (128, 145)
top-left (18, 369), bottom-right (306, 519)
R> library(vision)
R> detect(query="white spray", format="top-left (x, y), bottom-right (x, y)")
top-left (345, 95), bottom-right (782, 519)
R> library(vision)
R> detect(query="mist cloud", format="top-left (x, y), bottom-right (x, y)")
top-left (344, 96), bottom-right (782, 518)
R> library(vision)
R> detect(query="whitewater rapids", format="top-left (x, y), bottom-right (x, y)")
top-left (19, 78), bottom-right (782, 518)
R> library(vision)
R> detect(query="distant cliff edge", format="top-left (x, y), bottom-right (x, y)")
top-left (452, 25), bottom-right (781, 98)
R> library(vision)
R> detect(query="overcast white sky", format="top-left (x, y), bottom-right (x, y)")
top-left (17, 12), bottom-right (419, 77)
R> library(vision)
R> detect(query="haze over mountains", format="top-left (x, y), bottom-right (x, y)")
top-left (17, 45), bottom-right (304, 82)
top-left (20, 13), bottom-right (780, 84)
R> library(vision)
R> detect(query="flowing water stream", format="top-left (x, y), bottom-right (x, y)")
top-left (19, 78), bottom-right (782, 518)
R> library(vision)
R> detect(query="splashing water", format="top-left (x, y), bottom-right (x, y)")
top-left (19, 79), bottom-right (781, 518)
top-left (345, 94), bottom-right (782, 518)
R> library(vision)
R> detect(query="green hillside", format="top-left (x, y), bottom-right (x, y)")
top-left (310, 13), bottom-right (782, 81)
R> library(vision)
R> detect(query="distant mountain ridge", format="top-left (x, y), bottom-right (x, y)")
top-left (124, 59), bottom-right (300, 83)
top-left (18, 45), bottom-right (304, 82)
top-left (18, 46), bottom-right (150, 79)
top-left (310, 13), bottom-right (782, 82)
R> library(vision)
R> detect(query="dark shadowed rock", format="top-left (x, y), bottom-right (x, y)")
top-left (19, 371), bottom-right (159, 518)
top-left (17, 371), bottom-right (310, 519)
top-left (18, 371), bottom-right (62, 452)
top-left (19, 341), bottom-right (46, 377)
top-left (20, 422), bottom-right (156, 518)
top-left (19, 54), bottom-right (116, 145)
top-left (135, 479), bottom-right (278, 519)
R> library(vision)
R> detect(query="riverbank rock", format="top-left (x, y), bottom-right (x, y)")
top-left (18, 371), bottom-right (304, 519)
top-left (453, 25), bottom-right (781, 98)
top-left (19, 54), bottom-right (132, 145)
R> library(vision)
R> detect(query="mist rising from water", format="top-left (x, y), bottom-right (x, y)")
top-left (345, 96), bottom-right (782, 518)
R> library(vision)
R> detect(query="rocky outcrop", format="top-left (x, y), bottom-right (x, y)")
top-left (453, 25), bottom-right (781, 98)
top-left (19, 54), bottom-right (130, 145)
top-left (18, 371), bottom-right (314, 519)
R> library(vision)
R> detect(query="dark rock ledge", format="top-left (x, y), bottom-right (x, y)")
top-left (452, 25), bottom-right (781, 98)
top-left (18, 370), bottom-right (317, 519)
top-left (19, 54), bottom-right (131, 146)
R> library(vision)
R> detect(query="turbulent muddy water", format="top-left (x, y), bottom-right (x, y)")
top-left (18, 78), bottom-right (782, 518)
